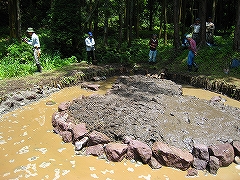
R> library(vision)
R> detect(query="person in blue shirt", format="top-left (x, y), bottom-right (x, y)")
top-left (24, 27), bottom-right (42, 72)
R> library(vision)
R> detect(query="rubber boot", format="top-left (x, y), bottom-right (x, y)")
top-left (188, 65), bottom-right (192, 71)
top-left (36, 64), bottom-right (42, 73)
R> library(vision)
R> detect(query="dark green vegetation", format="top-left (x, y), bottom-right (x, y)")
top-left (1, 0), bottom-right (240, 83)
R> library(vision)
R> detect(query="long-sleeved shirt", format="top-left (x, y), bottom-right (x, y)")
top-left (188, 38), bottom-right (197, 54)
top-left (149, 38), bottom-right (158, 51)
top-left (85, 37), bottom-right (95, 51)
top-left (28, 33), bottom-right (40, 48)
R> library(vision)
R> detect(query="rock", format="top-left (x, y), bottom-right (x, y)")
top-left (72, 123), bottom-right (88, 141)
top-left (58, 101), bottom-right (71, 112)
top-left (186, 168), bottom-right (198, 177)
top-left (12, 94), bottom-right (24, 101)
top-left (126, 139), bottom-right (152, 164)
top-left (234, 156), bottom-right (240, 164)
top-left (208, 143), bottom-right (234, 167)
top-left (192, 144), bottom-right (209, 161)
top-left (81, 83), bottom-right (100, 91)
top-left (232, 140), bottom-right (240, 156)
top-left (52, 111), bottom-right (72, 133)
top-left (75, 137), bottom-right (89, 151)
top-left (104, 143), bottom-right (128, 162)
top-left (2, 100), bottom-right (14, 108)
top-left (148, 156), bottom-right (162, 169)
top-left (24, 91), bottom-right (37, 100)
top-left (208, 156), bottom-right (220, 175)
top-left (152, 141), bottom-right (193, 171)
top-left (85, 144), bottom-right (104, 156)
top-left (210, 96), bottom-right (222, 103)
top-left (59, 131), bottom-right (72, 143)
top-left (193, 157), bottom-right (208, 170)
top-left (87, 130), bottom-right (111, 146)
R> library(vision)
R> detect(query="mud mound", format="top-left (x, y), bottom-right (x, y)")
top-left (68, 75), bottom-right (240, 151)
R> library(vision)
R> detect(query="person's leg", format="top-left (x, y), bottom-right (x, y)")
top-left (34, 49), bottom-right (42, 72)
top-left (149, 50), bottom-right (153, 62)
top-left (152, 50), bottom-right (157, 62)
top-left (187, 51), bottom-right (194, 71)
top-left (87, 51), bottom-right (91, 63)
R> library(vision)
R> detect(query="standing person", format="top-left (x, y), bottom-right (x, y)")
top-left (186, 34), bottom-right (198, 72)
top-left (24, 27), bottom-right (42, 72)
top-left (190, 18), bottom-right (201, 44)
top-left (206, 17), bottom-right (215, 45)
top-left (148, 34), bottom-right (158, 64)
top-left (85, 32), bottom-right (96, 65)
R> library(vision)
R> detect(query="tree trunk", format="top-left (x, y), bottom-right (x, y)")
top-left (173, 0), bottom-right (180, 49)
top-left (234, 0), bottom-right (240, 51)
top-left (148, 0), bottom-right (153, 31)
top-left (8, 0), bottom-right (21, 41)
top-left (135, 0), bottom-right (140, 38)
top-left (163, 0), bottom-right (167, 44)
top-left (118, 1), bottom-right (124, 50)
top-left (198, 0), bottom-right (206, 47)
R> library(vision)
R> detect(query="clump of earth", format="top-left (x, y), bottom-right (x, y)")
top-left (67, 75), bottom-right (240, 151)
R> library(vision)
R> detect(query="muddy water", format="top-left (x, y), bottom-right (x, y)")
top-left (0, 79), bottom-right (240, 180)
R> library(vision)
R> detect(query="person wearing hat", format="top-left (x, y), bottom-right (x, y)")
top-left (85, 32), bottom-right (96, 65)
top-left (25, 27), bottom-right (42, 72)
top-left (190, 18), bottom-right (201, 44)
top-left (206, 17), bottom-right (215, 45)
top-left (186, 34), bottom-right (198, 72)
top-left (148, 34), bottom-right (158, 64)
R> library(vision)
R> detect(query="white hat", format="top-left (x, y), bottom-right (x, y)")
top-left (186, 34), bottom-right (192, 38)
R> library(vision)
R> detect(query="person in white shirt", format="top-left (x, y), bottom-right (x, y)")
top-left (85, 32), bottom-right (97, 65)
top-left (190, 18), bottom-right (201, 44)
top-left (25, 27), bottom-right (42, 72)
top-left (206, 17), bottom-right (215, 45)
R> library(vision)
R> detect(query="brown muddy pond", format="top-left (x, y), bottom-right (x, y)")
top-left (0, 78), bottom-right (240, 180)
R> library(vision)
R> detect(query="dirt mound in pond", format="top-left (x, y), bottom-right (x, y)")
top-left (67, 75), bottom-right (240, 151)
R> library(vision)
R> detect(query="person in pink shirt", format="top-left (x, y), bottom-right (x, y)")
top-left (186, 34), bottom-right (198, 72)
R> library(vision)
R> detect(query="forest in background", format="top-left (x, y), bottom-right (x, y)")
top-left (0, 0), bottom-right (240, 79)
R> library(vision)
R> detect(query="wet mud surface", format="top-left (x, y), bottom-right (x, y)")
top-left (68, 75), bottom-right (240, 151)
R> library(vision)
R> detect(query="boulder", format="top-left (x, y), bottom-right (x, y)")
top-left (75, 137), bottom-right (89, 151)
top-left (72, 123), bottom-right (88, 141)
top-left (186, 168), bottom-right (198, 177)
top-left (24, 91), bottom-right (37, 100)
top-left (193, 157), bottom-right (208, 170)
top-left (81, 83), bottom-right (100, 91)
top-left (208, 143), bottom-right (234, 167)
top-left (148, 156), bottom-right (162, 169)
top-left (192, 144), bottom-right (209, 161)
top-left (234, 156), bottom-right (240, 165)
top-left (104, 143), bottom-right (128, 162)
top-left (12, 94), bottom-right (24, 101)
top-left (58, 101), bottom-right (71, 112)
top-left (126, 139), bottom-right (152, 164)
top-left (208, 156), bottom-right (220, 175)
top-left (232, 140), bottom-right (240, 156)
top-left (152, 141), bottom-right (193, 171)
top-left (87, 130), bottom-right (111, 146)
top-left (59, 131), bottom-right (72, 143)
top-left (85, 144), bottom-right (104, 156)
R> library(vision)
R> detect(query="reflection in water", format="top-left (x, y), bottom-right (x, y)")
top-left (0, 79), bottom-right (240, 180)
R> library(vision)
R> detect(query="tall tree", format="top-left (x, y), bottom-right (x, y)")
top-left (173, 0), bottom-right (180, 49)
top-left (8, 0), bottom-right (21, 41)
top-left (198, 0), bottom-right (206, 46)
top-left (234, 0), bottom-right (240, 51)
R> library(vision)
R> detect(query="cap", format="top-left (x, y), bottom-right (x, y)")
top-left (88, 32), bottom-right (93, 36)
top-left (186, 34), bottom-right (192, 38)
top-left (26, 27), bottom-right (35, 33)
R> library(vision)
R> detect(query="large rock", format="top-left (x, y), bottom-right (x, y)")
top-left (72, 123), bottom-right (88, 141)
top-left (59, 131), bottom-right (72, 143)
top-left (75, 137), bottom-right (89, 151)
top-left (232, 140), bottom-right (240, 156)
top-left (148, 156), bottom-right (162, 169)
top-left (58, 101), bottom-right (71, 111)
top-left (152, 141), bottom-right (193, 171)
top-left (193, 157), bottom-right (208, 170)
top-left (87, 130), bottom-right (111, 146)
top-left (126, 139), bottom-right (152, 164)
top-left (192, 144), bottom-right (209, 161)
top-left (104, 143), bottom-right (128, 162)
top-left (208, 156), bottom-right (220, 175)
top-left (85, 144), bottom-right (105, 156)
top-left (208, 143), bottom-right (234, 167)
